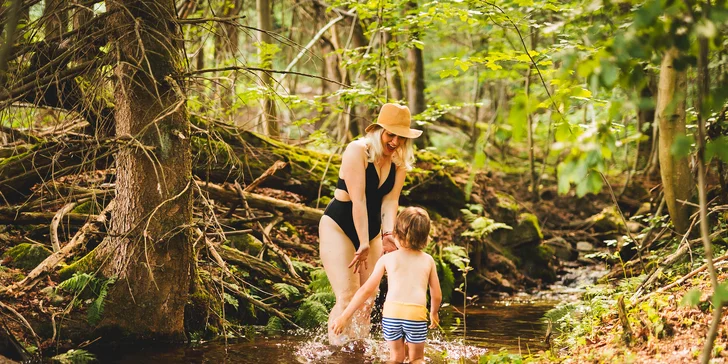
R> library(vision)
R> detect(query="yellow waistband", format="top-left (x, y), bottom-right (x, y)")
top-left (382, 301), bottom-right (428, 321)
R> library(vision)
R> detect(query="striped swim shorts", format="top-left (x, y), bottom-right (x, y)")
top-left (381, 301), bottom-right (428, 344)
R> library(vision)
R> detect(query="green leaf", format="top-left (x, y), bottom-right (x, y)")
top-left (713, 282), bottom-right (728, 307)
top-left (680, 289), bottom-right (702, 307)
top-left (706, 136), bottom-right (728, 163)
top-left (439, 69), bottom-right (460, 78)
top-left (670, 134), bottom-right (693, 159)
top-left (600, 60), bottom-right (618, 87)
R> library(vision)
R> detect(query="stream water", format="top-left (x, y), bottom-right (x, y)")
top-left (96, 299), bottom-right (556, 364)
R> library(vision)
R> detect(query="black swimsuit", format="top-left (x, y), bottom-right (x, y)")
top-left (323, 162), bottom-right (396, 250)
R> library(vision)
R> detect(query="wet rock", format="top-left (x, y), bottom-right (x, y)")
top-left (544, 237), bottom-right (577, 261)
top-left (576, 241), bottom-right (595, 252)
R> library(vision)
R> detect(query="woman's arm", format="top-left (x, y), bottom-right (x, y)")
top-left (340, 142), bottom-right (370, 271)
top-left (331, 258), bottom-right (387, 334)
top-left (380, 166), bottom-right (407, 252)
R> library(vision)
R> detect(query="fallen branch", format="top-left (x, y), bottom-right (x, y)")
top-left (234, 181), bottom-right (301, 280)
top-left (50, 202), bottom-right (78, 252)
top-left (221, 280), bottom-right (300, 329)
top-left (1, 200), bottom-right (114, 295)
top-left (198, 180), bottom-right (323, 224)
top-left (217, 245), bottom-right (306, 291)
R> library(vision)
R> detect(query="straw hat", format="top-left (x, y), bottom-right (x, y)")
top-left (364, 103), bottom-right (423, 138)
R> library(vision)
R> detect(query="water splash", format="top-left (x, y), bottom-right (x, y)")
top-left (293, 324), bottom-right (488, 363)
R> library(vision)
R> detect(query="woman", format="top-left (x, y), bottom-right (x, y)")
top-left (319, 103), bottom-right (422, 345)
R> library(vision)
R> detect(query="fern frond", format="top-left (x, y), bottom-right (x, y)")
top-left (273, 283), bottom-right (300, 300)
top-left (442, 245), bottom-right (468, 270)
top-left (308, 268), bottom-right (332, 293)
top-left (307, 291), bottom-right (336, 309)
top-left (294, 300), bottom-right (329, 329)
top-left (223, 293), bottom-right (239, 311)
top-left (51, 349), bottom-right (96, 364)
top-left (57, 273), bottom-right (95, 295)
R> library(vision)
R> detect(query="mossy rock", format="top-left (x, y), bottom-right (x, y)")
top-left (490, 192), bottom-right (520, 225)
top-left (514, 243), bottom-right (557, 283)
top-left (586, 206), bottom-right (625, 233)
top-left (3, 243), bottom-right (52, 270)
top-left (225, 233), bottom-right (263, 256)
top-left (491, 213), bottom-right (543, 247)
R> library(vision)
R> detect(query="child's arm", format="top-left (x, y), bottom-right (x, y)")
top-left (428, 256), bottom-right (442, 329)
top-left (331, 257), bottom-right (387, 334)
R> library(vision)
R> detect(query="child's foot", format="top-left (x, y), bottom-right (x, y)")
top-left (408, 359), bottom-right (426, 364)
top-left (384, 361), bottom-right (402, 364)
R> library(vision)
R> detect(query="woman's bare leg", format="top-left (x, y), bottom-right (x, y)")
top-left (319, 216), bottom-right (360, 345)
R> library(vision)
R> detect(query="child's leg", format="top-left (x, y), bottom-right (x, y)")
top-left (405, 342), bottom-right (425, 363)
top-left (386, 339), bottom-right (406, 363)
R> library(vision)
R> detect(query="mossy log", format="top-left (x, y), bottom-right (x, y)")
top-left (216, 245), bottom-right (306, 291)
top-left (1, 122), bottom-right (467, 217)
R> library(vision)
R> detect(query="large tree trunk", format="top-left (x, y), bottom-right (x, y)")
top-left (257, 0), bottom-right (278, 137)
top-left (99, 0), bottom-right (192, 341)
top-left (406, 0), bottom-right (427, 149)
top-left (656, 48), bottom-right (692, 234)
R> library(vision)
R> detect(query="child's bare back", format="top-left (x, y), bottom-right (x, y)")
top-left (380, 249), bottom-right (436, 307)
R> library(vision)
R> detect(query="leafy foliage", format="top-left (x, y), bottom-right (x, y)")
top-left (273, 283), bottom-right (300, 301)
top-left (57, 273), bottom-right (116, 326)
top-left (460, 208), bottom-right (512, 239)
top-left (51, 349), bottom-right (96, 364)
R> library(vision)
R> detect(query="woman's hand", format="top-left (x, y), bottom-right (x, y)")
top-left (381, 234), bottom-right (398, 254)
top-left (348, 242), bottom-right (370, 273)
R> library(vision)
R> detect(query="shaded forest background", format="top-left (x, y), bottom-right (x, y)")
top-left (0, 0), bottom-right (727, 363)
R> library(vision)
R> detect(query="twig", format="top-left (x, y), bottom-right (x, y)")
top-left (185, 66), bottom-right (349, 87)
top-left (50, 201), bottom-right (79, 252)
top-left (176, 15), bottom-right (246, 24)
top-left (233, 181), bottom-right (301, 280)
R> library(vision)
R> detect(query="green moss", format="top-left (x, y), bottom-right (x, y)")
top-left (516, 243), bottom-right (556, 283)
top-left (519, 213), bottom-right (543, 240)
top-left (59, 250), bottom-right (99, 280)
top-left (225, 234), bottom-right (263, 256)
top-left (279, 222), bottom-right (299, 237)
top-left (72, 201), bottom-right (96, 214)
top-left (492, 213), bottom-right (543, 247)
top-left (495, 192), bottom-right (520, 212)
top-left (185, 289), bottom-right (219, 339)
top-left (3, 243), bottom-right (52, 270)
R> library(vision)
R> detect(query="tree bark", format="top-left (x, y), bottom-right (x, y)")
top-left (655, 48), bottom-right (692, 234)
top-left (256, 0), bottom-right (278, 137)
top-left (99, 0), bottom-right (192, 341)
top-left (406, 0), bottom-right (427, 149)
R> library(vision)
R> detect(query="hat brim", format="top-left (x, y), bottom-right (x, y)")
top-left (364, 123), bottom-right (423, 139)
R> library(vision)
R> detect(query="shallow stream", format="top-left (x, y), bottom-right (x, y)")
top-left (97, 299), bottom-right (555, 363)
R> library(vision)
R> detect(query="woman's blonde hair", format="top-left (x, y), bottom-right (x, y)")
top-left (363, 127), bottom-right (415, 171)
